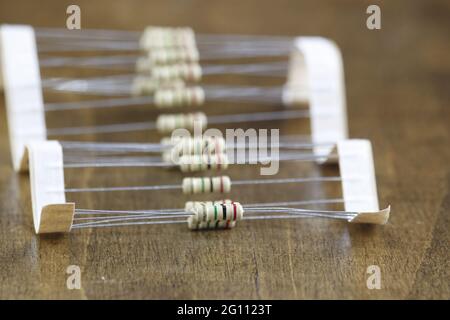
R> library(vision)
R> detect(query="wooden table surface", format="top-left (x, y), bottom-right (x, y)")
top-left (0, 0), bottom-right (449, 299)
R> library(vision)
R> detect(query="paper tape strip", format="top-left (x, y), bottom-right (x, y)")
top-left (284, 37), bottom-right (348, 161)
top-left (0, 25), bottom-right (47, 171)
top-left (24, 140), bottom-right (74, 234)
top-left (337, 139), bottom-right (379, 212)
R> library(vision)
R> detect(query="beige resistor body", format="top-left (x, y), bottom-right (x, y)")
top-left (151, 63), bottom-right (202, 82)
top-left (154, 86), bottom-right (205, 108)
top-left (156, 112), bottom-right (207, 133)
top-left (162, 136), bottom-right (225, 156)
top-left (148, 46), bottom-right (199, 65)
top-left (182, 176), bottom-right (231, 194)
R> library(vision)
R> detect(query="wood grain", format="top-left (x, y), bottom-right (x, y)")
top-left (0, 0), bottom-right (448, 299)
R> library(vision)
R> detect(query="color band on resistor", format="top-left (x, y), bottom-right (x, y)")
top-left (178, 153), bottom-right (229, 172)
top-left (151, 63), bottom-right (202, 82)
top-left (156, 112), bottom-right (207, 133)
top-left (182, 176), bottom-right (231, 194)
top-left (186, 201), bottom-right (243, 230)
top-left (188, 201), bottom-right (244, 223)
top-left (154, 86), bottom-right (205, 108)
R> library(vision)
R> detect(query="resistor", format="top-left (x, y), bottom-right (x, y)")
top-left (182, 176), bottom-right (231, 194)
top-left (178, 153), bottom-right (229, 172)
top-left (151, 63), bottom-right (202, 82)
top-left (186, 200), bottom-right (243, 230)
top-left (163, 135), bottom-right (227, 162)
top-left (148, 46), bottom-right (199, 65)
top-left (156, 112), bottom-right (207, 133)
top-left (161, 135), bottom-right (225, 155)
top-left (154, 86), bottom-right (205, 108)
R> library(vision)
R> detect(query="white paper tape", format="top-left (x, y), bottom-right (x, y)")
top-left (337, 139), bottom-right (379, 212)
top-left (0, 25), bottom-right (47, 171)
top-left (285, 37), bottom-right (348, 161)
top-left (24, 140), bottom-right (74, 234)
